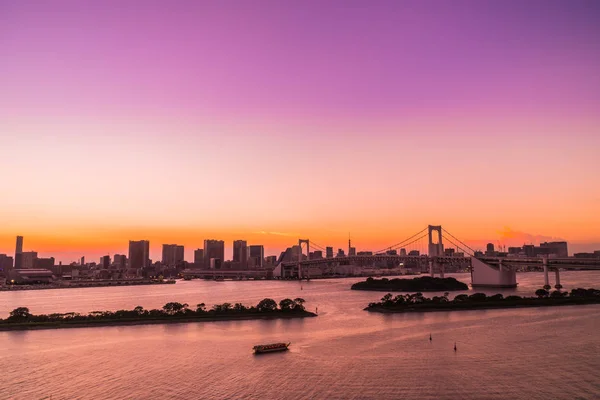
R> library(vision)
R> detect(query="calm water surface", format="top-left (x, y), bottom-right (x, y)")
top-left (1, 272), bottom-right (599, 400)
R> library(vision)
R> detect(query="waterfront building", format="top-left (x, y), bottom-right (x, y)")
top-left (400, 248), bottom-right (407, 256)
top-left (326, 247), bottom-right (333, 258)
top-left (100, 255), bottom-right (111, 268)
top-left (129, 240), bottom-right (150, 270)
top-left (194, 249), bottom-right (204, 265)
top-left (349, 247), bottom-right (356, 256)
top-left (233, 240), bottom-right (248, 269)
top-left (21, 251), bottom-right (38, 269)
top-left (35, 257), bottom-right (55, 270)
top-left (0, 254), bottom-right (14, 274)
top-left (248, 245), bottom-right (264, 268)
top-left (113, 254), bottom-right (127, 268)
top-left (336, 249), bottom-right (345, 257)
top-left (540, 241), bottom-right (568, 258)
top-left (15, 236), bottom-right (23, 269)
top-left (162, 244), bottom-right (184, 266)
top-left (209, 258), bottom-right (222, 269)
top-left (444, 248), bottom-right (456, 256)
top-left (265, 255), bottom-right (277, 266)
top-left (312, 250), bottom-right (323, 259)
top-left (408, 250), bottom-right (420, 256)
top-left (486, 243), bottom-right (495, 256)
top-left (204, 240), bottom-right (225, 268)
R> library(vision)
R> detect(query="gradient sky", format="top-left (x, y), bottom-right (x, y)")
top-left (1, 0), bottom-right (599, 263)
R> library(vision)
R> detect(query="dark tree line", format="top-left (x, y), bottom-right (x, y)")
top-left (2, 298), bottom-right (308, 325)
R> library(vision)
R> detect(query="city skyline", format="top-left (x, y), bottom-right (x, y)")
top-left (0, 227), bottom-right (596, 265)
top-left (2, 1), bottom-right (599, 262)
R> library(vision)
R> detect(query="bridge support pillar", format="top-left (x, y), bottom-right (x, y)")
top-left (440, 263), bottom-right (445, 279)
top-left (429, 260), bottom-right (434, 277)
top-left (554, 269), bottom-right (562, 289)
top-left (543, 257), bottom-right (550, 290)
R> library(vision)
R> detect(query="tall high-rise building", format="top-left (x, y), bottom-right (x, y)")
top-left (204, 240), bottom-right (224, 268)
top-left (162, 244), bottom-right (184, 266)
top-left (400, 248), bottom-right (407, 256)
top-left (486, 243), bottom-right (495, 255)
top-left (349, 247), bottom-right (356, 256)
top-left (233, 240), bottom-right (248, 269)
top-left (15, 236), bottom-right (23, 269)
top-left (113, 254), bottom-right (127, 268)
top-left (129, 240), bottom-right (150, 270)
top-left (194, 249), bottom-right (204, 265)
top-left (80, 256), bottom-right (85, 266)
top-left (100, 255), bottom-right (111, 268)
top-left (326, 247), bottom-right (333, 258)
top-left (248, 245), bottom-right (264, 268)
top-left (21, 251), bottom-right (38, 269)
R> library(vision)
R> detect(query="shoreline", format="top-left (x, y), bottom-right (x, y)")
top-left (0, 280), bottom-right (176, 292)
top-left (0, 311), bottom-right (317, 332)
top-left (365, 298), bottom-right (600, 314)
top-left (351, 276), bottom-right (469, 292)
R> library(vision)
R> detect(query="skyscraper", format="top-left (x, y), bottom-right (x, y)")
top-left (100, 255), bottom-right (111, 268)
top-left (194, 249), bottom-right (204, 265)
top-left (113, 254), bottom-right (127, 268)
top-left (21, 251), bottom-right (38, 269)
top-left (248, 245), bottom-right (264, 268)
top-left (14, 236), bottom-right (23, 269)
top-left (233, 240), bottom-right (248, 269)
top-left (204, 240), bottom-right (224, 268)
top-left (162, 244), bottom-right (184, 266)
top-left (129, 240), bottom-right (150, 270)
top-left (326, 247), bottom-right (333, 258)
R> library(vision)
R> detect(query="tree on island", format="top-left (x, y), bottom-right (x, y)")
top-left (196, 303), bottom-right (206, 313)
top-left (535, 289), bottom-right (550, 299)
top-left (9, 307), bottom-right (31, 321)
top-left (257, 298), bottom-right (278, 312)
top-left (163, 302), bottom-right (186, 314)
top-left (293, 298), bottom-right (306, 311)
top-left (279, 298), bottom-right (295, 311)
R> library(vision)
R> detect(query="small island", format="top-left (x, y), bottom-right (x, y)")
top-left (365, 288), bottom-right (600, 313)
top-left (351, 276), bottom-right (469, 292)
top-left (0, 298), bottom-right (315, 331)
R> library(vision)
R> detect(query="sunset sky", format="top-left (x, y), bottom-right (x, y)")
top-left (1, 0), bottom-right (599, 263)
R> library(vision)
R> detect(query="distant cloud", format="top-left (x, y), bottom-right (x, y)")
top-left (253, 231), bottom-right (297, 237)
top-left (496, 226), bottom-right (564, 245)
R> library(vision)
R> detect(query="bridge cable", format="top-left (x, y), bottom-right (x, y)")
top-left (441, 228), bottom-right (478, 255)
top-left (371, 227), bottom-right (428, 254)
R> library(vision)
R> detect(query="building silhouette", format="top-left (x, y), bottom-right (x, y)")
top-left (249, 245), bottom-right (264, 268)
top-left (204, 240), bottom-right (224, 268)
top-left (162, 244), bottom-right (184, 266)
top-left (194, 249), bottom-right (204, 265)
top-left (129, 240), bottom-right (150, 270)
top-left (21, 251), bottom-right (38, 269)
top-left (233, 240), bottom-right (248, 269)
top-left (14, 236), bottom-right (23, 269)
top-left (113, 254), bottom-right (126, 268)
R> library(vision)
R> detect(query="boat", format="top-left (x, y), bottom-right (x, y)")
top-left (253, 342), bottom-right (290, 354)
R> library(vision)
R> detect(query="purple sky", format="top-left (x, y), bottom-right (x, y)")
top-left (1, 0), bottom-right (600, 262)
top-left (2, 0), bottom-right (599, 119)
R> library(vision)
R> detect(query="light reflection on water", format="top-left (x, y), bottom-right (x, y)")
top-left (1, 272), bottom-right (600, 399)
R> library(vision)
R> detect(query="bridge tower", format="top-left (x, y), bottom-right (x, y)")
top-left (298, 239), bottom-right (310, 279)
top-left (428, 225), bottom-right (444, 257)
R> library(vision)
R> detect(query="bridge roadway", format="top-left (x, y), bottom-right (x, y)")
top-left (280, 254), bottom-right (470, 268)
top-left (478, 256), bottom-right (600, 270)
top-left (181, 269), bottom-right (271, 280)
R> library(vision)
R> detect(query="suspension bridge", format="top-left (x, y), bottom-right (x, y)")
top-left (273, 225), bottom-right (600, 288)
